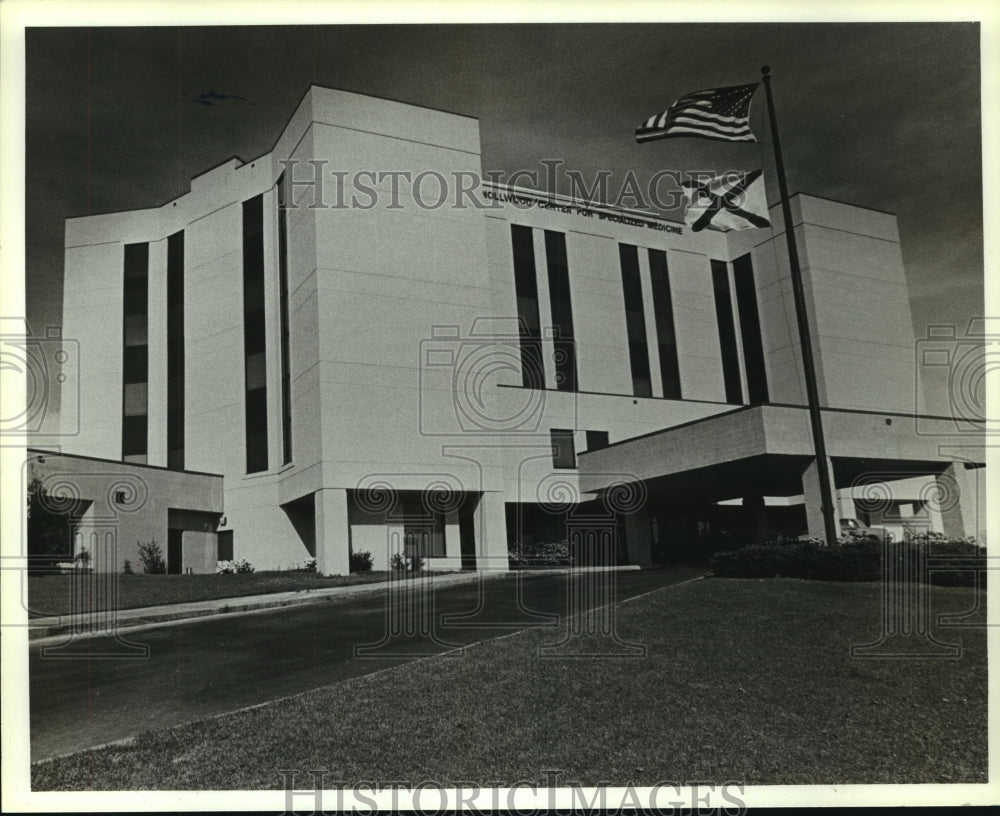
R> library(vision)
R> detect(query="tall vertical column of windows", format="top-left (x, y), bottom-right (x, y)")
top-left (711, 259), bottom-right (743, 404)
top-left (242, 195), bottom-right (268, 473)
top-left (166, 231), bottom-right (185, 470)
top-left (510, 225), bottom-right (544, 389)
top-left (277, 175), bottom-right (292, 464)
top-left (543, 230), bottom-right (578, 392)
top-left (122, 243), bottom-right (149, 463)
top-left (619, 243), bottom-right (652, 397)
top-left (648, 249), bottom-right (682, 399)
top-left (732, 253), bottom-right (769, 405)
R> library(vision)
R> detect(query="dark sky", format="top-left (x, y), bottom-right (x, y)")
top-left (24, 23), bottom-right (983, 413)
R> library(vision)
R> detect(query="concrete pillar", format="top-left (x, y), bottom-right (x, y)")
top-left (743, 493), bottom-right (768, 544)
top-left (837, 488), bottom-right (858, 521)
top-left (801, 457), bottom-right (838, 541)
top-left (623, 506), bottom-right (653, 566)
top-left (477, 491), bottom-right (510, 571)
top-left (315, 488), bottom-right (350, 575)
top-left (444, 510), bottom-right (461, 560)
top-left (935, 463), bottom-right (966, 540)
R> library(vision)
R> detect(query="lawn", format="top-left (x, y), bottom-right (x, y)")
top-left (31, 577), bottom-right (987, 789)
top-left (26, 571), bottom-right (397, 618)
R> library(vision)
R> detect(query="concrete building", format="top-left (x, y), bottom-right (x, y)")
top-left (57, 85), bottom-right (985, 574)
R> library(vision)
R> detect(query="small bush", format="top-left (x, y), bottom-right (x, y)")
top-left (137, 539), bottom-right (166, 574)
top-left (233, 558), bottom-right (255, 574)
top-left (389, 552), bottom-right (423, 575)
top-left (349, 550), bottom-right (373, 573)
top-left (122, 559), bottom-right (133, 575)
top-left (509, 540), bottom-right (574, 569)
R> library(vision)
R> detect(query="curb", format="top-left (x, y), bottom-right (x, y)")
top-left (27, 565), bottom-right (642, 643)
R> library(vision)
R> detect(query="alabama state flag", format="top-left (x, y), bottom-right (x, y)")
top-left (680, 169), bottom-right (771, 232)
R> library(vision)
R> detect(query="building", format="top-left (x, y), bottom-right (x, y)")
top-left (57, 85), bottom-right (986, 574)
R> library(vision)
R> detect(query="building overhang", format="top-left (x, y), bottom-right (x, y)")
top-left (578, 404), bottom-right (985, 502)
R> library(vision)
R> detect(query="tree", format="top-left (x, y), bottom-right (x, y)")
top-left (26, 477), bottom-right (80, 571)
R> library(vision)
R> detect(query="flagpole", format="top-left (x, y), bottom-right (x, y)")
top-left (759, 64), bottom-right (839, 548)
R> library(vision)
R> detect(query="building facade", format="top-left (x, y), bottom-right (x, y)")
top-left (59, 86), bottom-right (985, 574)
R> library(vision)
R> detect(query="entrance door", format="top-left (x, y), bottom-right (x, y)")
top-left (167, 528), bottom-right (183, 574)
top-left (459, 498), bottom-right (477, 570)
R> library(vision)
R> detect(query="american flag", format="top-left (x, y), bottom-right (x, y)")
top-left (635, 83), bottom-right (759, 143)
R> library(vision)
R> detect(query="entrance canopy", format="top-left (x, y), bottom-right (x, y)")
top-left (578, 404), bottom-right (985, 502)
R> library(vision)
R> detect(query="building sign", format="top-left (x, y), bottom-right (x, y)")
top-left (483, 188), bottom-right (683, 234)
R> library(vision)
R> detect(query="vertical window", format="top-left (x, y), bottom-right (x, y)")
top-left (732, 253), bottom-right (769, 405)
top-left (586, 430), bottom-right (610, 451)
top-left (544, 231), bottom-right (578, 392)
top-left (619, 244), bottom-right (652, 397)
top-left (510, 225), bottom-right (544, 389)
top-left (711, 259), bottom-right (743, 404)
top-left (167, 231), bottom-right (185, 469)
top-left (122, 242), bottom-right (148, 463)
top-left (277, 175), bottom-right (293, 464)
top-left (551, 429), bottom-right (577, 469)
top-left (243, 195), bottom-right (268, 473)
top-left (649, 249), bottom-right (682, 400)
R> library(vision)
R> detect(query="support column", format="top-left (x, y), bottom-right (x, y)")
top-left (315, 488), bottom-right (350, 575)
top-left (622, 506), bottom-right (653, 566)
top-left (935, 463), bottom-right (966, 540)
top-left (801, 457), bottom-right (838, 541)
top-left (742, 493), bottom-right (768, 545)
top-left (477, 491), bottom-right (510, 571)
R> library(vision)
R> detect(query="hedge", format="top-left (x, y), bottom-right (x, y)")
top-left (710, 535), bottom-right (986, 585)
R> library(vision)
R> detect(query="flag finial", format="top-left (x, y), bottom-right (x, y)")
top-left (760, 65), bottom-right (771, 76)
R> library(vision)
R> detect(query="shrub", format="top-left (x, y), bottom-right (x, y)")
top-left (216, 560), bottom-right (235, 574)
top-left (389, 552), bottom-right (423, 575)
top-left (137, 539), bottom-right (166, 574)
top-left (122, 559), bottom-right (133, 575)
top-left (509, 540), bottom-right (574, 568)
top-left (349, 550), bottom-right (373, 573)
top-left (711, 536), bottom-right (986, 585)
top-left (233, 558), bottom-right (255, 574)
top-left (303, 557), bottom-right (317, 573)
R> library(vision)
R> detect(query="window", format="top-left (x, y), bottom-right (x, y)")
top-left (551, 429), bottom-right (577, 469)
top-left (167, 231), bottom-right (185, 469)
top-left (586, 430), bottom-right (610, 451)
top-left (510, 225), bottom-right (544, 389)
top-left (732, 253), bottom-right (769, 405)
top-left (277, 174), bottom-right (293, 464)
top-left (649, 249), bottom-right (682, 399)
top-left (544, 230), bottom-right (578, 392)
top-left (242, 195), bottom-right (268, 473)
top-left (122, 243), bottom-right (148, 463)
top-left (711, 260), bottom-right (743, 404)
top-left (619, 244), bottom-right (652, 397)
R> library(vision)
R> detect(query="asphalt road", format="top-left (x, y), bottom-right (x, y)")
top-left (29, 567), bottom-right (706, 761)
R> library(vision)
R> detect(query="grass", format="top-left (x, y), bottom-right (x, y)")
top-left (27, 570), bottom-right (399, 618)
top-left (31, 577), bottom-right (987, 789)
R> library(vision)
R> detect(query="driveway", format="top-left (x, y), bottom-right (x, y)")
top-left (29, 567), bottom-right (706, 761)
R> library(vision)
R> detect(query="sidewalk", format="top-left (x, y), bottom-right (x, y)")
top-left (26, 565), bottom-right (641, 642)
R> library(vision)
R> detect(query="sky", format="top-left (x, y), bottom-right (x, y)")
top-left (21, 21), bottom-right (986, 416)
